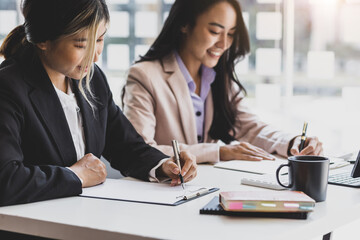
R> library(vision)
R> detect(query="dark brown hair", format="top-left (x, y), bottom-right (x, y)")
top-left (135, 0), bottom-right (250, 143)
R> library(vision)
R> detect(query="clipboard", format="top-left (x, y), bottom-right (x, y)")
top-left (80, 179), bottom-right (219, 206)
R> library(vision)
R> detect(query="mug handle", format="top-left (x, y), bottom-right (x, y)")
top-left (276, 164), bottom-right (292, 188)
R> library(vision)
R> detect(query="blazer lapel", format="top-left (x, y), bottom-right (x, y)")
top-left (163, 53), bottom-right (197, 144)
top-left (27, 65), bottom-right (77, 166)
top-left (203, 90), bottom-right (214, 143)
top-left (71, 80), bottom-right (99, 155)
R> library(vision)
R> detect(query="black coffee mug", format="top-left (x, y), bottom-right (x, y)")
top-left (276, 156), bottom-right (330, 202)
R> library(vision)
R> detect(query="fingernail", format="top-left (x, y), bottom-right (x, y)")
top-left (172, 168), bottom-right (179, 174)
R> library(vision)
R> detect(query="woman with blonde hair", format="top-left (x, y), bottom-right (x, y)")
top-left (0, 0), bottom-right (197, 209)
top-left (123, 0), bottom-right (323, 163)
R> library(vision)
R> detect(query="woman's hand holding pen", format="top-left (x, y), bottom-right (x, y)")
top-left (69, 153), bottom-right (107, 188)
top-left (158, 151), bottom-right (197, 186)
top-left (220, 142), bottom-right (276, 161)
top-left (289, 136), bottom-right (323, 156)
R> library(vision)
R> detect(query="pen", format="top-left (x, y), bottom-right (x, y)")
top-left (299, 122), bottom-right (308, 152)
top-left (171, 140), bottom-right (185, 189)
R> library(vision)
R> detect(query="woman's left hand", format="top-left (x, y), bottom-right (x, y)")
top-left (289, 136), bottom-right (323, 156)
top-left (158, 151), bottom-right (197, 186)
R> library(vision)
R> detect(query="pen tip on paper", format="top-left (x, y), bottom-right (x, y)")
top-left (181, 183), bottom-right (185, 190)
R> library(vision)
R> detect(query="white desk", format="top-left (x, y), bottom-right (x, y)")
top-left (0, 164), bottom-right (359, 240)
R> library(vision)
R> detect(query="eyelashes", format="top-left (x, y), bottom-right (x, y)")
top-left (209, 30), bottom-right (235, 38)
top-left (74, 39), bottom-right (104, 49)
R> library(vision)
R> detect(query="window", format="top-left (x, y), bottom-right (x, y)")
top-left (1, 0), bottom-right (360, 154)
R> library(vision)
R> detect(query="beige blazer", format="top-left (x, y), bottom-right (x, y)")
top-left (123, 53), bottom-right (295, 163)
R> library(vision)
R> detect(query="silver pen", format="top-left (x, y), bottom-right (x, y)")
top-left (171, 140), bottom-right (185, 189)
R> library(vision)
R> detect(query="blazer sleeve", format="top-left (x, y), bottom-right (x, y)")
top-left (123, 65), bottom-right (220, 164)
top-left (158, 143), bottom-right (220, 164)
top-left (96, 67), bottom-right (168, 181)
top-left (0, 79), bottom-right (82, 206)
top-left (232, 86), bottom-right (296, 157)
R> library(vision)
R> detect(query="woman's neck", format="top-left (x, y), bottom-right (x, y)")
top-left (178, 49), bottom-right (202, 95)
top-left (47, 69), bottom-right (67, 92)
top-left (52, 77), bottom-right (68, 93)
top-left (39, 56), bottom-right (68, 93)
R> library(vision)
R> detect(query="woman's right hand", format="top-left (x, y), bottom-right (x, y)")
top-left (69, 153), bottom-right (107, 188)
top-left (220, 142), bottom-right (275, 161)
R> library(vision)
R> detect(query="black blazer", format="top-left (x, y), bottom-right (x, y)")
top-left (0, 48), bottom-right (168, 206)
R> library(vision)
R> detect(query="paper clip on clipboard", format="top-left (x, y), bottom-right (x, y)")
top-left (175, 187), bottom-right (219, 205)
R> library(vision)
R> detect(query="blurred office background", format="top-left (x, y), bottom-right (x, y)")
top-left (1, 0), bottom-right (359, 156)
top-left (0, 0), bottom-right (359, 238)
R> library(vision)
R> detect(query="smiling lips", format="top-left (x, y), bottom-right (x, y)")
top-left (208, 50), bottom-right (223, 58)
top-left (78, 66), bottom-right (88, 72)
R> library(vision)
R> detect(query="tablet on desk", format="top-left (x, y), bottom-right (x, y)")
top-left (328, 151), bottom-right (360, 188)
top-left (351, 151), bottom-right (360, 178)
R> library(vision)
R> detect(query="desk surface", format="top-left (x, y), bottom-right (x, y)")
top-left (1, 164), bottom-right (359, 240)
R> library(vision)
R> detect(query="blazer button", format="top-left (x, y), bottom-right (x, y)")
top-left (196, 111), bottom-right (201, 117)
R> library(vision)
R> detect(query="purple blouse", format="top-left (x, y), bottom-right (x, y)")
top-left (175, 52), bottom-right (216, 143)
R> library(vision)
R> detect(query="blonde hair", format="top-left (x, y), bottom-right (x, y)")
top-left (0, 0), bottom-right (110, 109)
top-left (61, 3), bottom-right (109, 109)
top-left (67, 16), bottom-right (105, 109)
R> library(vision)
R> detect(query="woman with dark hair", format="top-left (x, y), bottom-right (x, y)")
top-left (0, 0), bottom-right (197, 207)
top-left (123, 0), bottom-right (323, 163)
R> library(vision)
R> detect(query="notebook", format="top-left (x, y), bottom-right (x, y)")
top-left (80, 179), bottom-right (219, 206)
top-left (214, 158), bottom-right (288, 175)
top-left (200, 197), bottom-right (309, 219)
top-left (219, 191), bottom-right (315, 212)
